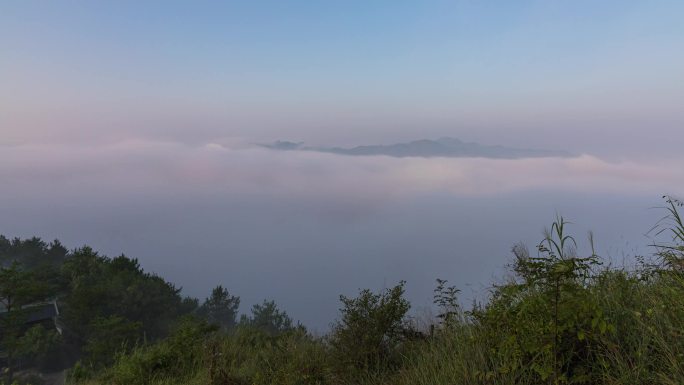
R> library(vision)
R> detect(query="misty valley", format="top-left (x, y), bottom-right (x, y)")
top-left (2, 197), bottom-right (684, 385)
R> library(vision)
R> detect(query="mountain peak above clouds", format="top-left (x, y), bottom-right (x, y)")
top-left (262, 138), bottom-right (573, 159)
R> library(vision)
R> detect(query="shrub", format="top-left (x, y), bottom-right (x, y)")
top-left (202, 326), bottom-right (330, 385)
top-left (99, 316), bottom-right (216, 385)
top-left (470, 217), bottom-right (611, 384)
top-left (329, 281), bottom-right (413, 376)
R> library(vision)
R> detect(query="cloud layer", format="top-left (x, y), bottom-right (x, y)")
top-left (3, 140), bottom-right (682, 205)
top-left (1, 139), bottom-right (678, 329)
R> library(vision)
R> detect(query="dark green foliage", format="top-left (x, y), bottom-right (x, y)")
top-left (60, 247), bottom-right (196, 367)
top-left (240, 299), bottom-right (295, 335)
top-left (89, 319), bottom-right (328, 385)
top-left (203, 326), bottom-right (329, 385)
top-left (179, 297), bottom-right (200, 316)
top-left (330, 281), bottom-right (413, 375)
top-left (197, 285), bottom-right (240, 332)
top-left (16, 324), bottom-right (63, 371)
top-left (0, 261), bottom-right (46, 311)
top-left (62, 249), bottom-right (188, 340)
top-left (0, 237), bottom-right (69, 301)
top-left (1, 238), bottom-right (201, 377)
top-left (0, 261), bottom-right (51, 382)
top-left (83, 316), bottom-right (142, 367)
top-left (433, 278), bottom-right (461, 328)
top-left (472, 217), bottom-right (608, 384)
top-left (0, 236), bottom-right (67, 270)
top-left (97, 317), bottom-right (217, 385)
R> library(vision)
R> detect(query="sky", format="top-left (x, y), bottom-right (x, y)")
top-left (2, 0), bottom-right (684, 154)
top-left (1, 1), bottom-right (683, 329)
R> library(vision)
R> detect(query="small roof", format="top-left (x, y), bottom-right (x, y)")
top-left (0, 301), bottom-right (59, 324)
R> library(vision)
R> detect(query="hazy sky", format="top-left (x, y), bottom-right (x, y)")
top-left (2, 0), bottom-right (683, 155)
top-left (1, 1), bottom-right (683, 329)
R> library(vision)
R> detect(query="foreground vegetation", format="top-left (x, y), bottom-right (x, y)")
top-left (3, 197), bottom-right (684, 384)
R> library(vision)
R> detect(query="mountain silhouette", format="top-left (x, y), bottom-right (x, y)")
top-left (262, 138), bottom-right (572, 159)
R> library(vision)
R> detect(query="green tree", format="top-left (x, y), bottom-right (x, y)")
top-left (17, 324), bottom-right (63, 371)
top-left (198, 286), bottom-right (240, 332)
top-left (0, 236), bottom-right (67, 269)
top-left (330, 281), bottom-right (412, 374)
top-left (61, 247), bottom-right (192, 366)
top-left (84, 316), bottom-right (142, 367)
top-left (241, 299), bottom-right (294, 335)
top-left (0, 262), bottom-right (47, 382)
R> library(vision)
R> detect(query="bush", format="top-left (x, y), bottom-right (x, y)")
top-left (80, 319), bottom-right (330, 385)
top-left (16, 325), bottom-right (63, 371)
top-left (201, 326), bottom-right (330, 385)
top-left (329, 281), bottom-right (413, 376)
top-left (99, 316), bottom-right (216, 385)
top-left (83, 316), bottom-right (141, 367)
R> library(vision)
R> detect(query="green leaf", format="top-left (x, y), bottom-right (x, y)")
top-left (599, 320), bottom-right (607, 334)
top-left (577, 330), bottom-right (585, 341)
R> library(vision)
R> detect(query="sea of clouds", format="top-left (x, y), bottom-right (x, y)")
top-left (1, 139), bottom-right (681, 329)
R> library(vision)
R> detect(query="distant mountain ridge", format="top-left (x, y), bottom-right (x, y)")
top-left (262, 137), bottom-right (572, 159)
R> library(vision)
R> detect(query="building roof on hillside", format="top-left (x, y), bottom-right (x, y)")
top-left (26, 302), bottom-right (59, 323)
top-left (0, 301), bottom-right (59, 324)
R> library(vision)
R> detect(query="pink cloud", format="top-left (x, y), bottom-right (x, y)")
top-left (1, 141), bottom-right (682, 207)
